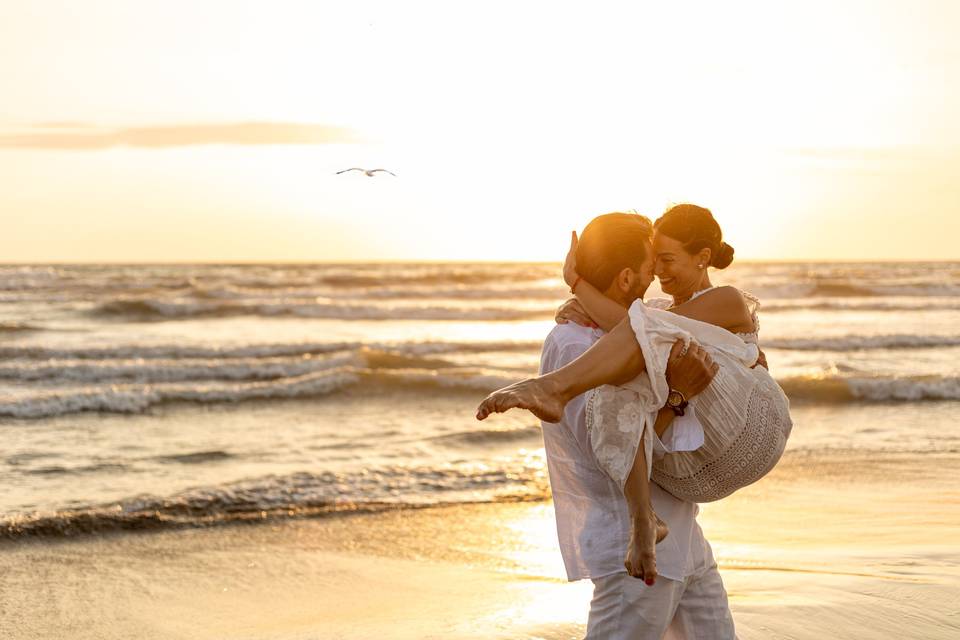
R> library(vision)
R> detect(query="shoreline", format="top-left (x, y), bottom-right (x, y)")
top-left (2, 483), bottom-right (959, 639)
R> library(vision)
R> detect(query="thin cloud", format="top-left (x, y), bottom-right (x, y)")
top-left (0, 122), bottom-right (363, 149)
top-left (31, 121), bottom-right (97, 129)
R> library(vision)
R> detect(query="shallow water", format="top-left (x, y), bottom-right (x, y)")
top-left (1, 262), bottom-right (958, 537)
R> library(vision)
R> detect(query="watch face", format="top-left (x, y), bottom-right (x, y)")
top-left (667, 391), bottom-right (682, 407)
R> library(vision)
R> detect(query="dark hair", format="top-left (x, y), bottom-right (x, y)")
top-left (576, 212), bottom-right (653, 291)
top-left (653, 204), bottom-right (734, 269)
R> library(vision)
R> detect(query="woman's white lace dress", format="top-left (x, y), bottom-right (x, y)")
top-left (585, 291), bottom-right (792, 503)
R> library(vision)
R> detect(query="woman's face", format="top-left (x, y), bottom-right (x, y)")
top-left (652, 231), bottom-right (704, 297)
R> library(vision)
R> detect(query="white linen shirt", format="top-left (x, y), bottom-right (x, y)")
top-left (539, 322), bottom-right (715, 582)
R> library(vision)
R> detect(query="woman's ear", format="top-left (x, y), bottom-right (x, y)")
top-left (698, 248), bottom-right (712, 269)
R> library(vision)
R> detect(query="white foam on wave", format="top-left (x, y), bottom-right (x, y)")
top-left (0, 363), bottom-right (523, 419)
top-left (0, 339), bottom-right (542, 362)
top-left (761, 298), bottom-right (960, 312)
top-left (0, 370), bottom-right (361, 419)
top-left (846, 376), bottom-right (960, 402)
top-left (8, 360), bottom-right (957, 420)
top-left (780, 374), bottom-right (960, 402)
top-left (1, 458), bottom-right (550, 538)
top-left (0, 353), bottom-right (364, 383)
top-left (765, 334), bottom-right (960, 351)
top-left (94, 297), bottom-right (553, 321)
top-left (192, 283), bottom-right (567, 301)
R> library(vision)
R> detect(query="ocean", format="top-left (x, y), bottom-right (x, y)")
top-left (2, 261), bottom-right (959, 538)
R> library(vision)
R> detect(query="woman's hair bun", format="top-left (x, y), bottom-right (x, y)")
top-left (711, 242), bottom-right (735, 269)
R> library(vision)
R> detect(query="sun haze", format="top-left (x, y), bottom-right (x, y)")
top-left (1, 1), bottom-right (958, 262)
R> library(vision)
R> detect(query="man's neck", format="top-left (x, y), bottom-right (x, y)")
top-left (602, 287), bottom-right (633, 310)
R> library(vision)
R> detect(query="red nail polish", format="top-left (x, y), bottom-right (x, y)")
top-left (645, 578), bottom-right (654, 586)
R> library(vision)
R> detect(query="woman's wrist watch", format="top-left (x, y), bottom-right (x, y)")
top-left (666, 389), bottom-right (688, 416)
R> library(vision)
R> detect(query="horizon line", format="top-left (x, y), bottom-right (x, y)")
top-left (3, 258), bottom-right (957, 266)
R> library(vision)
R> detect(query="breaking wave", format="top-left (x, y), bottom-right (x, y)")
top-left (780, 374), bottom-right (960, 403)
top-left (0, 339), bottom-right (542, 361)
top-left (0, 322), bottom-right (44, 333)
top-left (764, 334), bottom-right (960, 350)
top-left (3, 358), bottom-right (957, 419)
top-left (0, 364), bottom-right (522, 419)
top-left (93, 298), bottom-right (552, 321)
top-left (0, 463), bottom-right (549, 539)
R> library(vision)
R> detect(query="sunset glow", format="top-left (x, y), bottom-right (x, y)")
top-left (2, 1), bottom-right (958, 261)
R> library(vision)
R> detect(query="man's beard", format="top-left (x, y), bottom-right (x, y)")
top-left (628, 280), bottom-right (649, 304)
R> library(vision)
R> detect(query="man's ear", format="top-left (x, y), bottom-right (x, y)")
top-left (616, 267), bottom-right (634, 293)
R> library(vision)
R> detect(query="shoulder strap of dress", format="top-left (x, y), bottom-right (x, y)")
top-left (738, 289), bottom-right (761, 314)
top-left (687, 286), bottom-right (716, 302)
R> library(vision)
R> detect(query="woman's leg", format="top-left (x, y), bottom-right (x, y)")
top-left (476, 317), bottom-right (645, 422)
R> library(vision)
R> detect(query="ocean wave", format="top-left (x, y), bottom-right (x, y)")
top-left (0, 365), bottom-right (522, 419)
top-left (0, 463), bottom-right (548, 539)
top-left (189, 283), bottom-right (567, 301)
top-left (255, 268), bottom-right (555, 289)
top-left (92, 297), bottom-right (552, 321)
top-left (0, 370), bottom-right (361, 419)
top-left (0, 353), bottom-right (365, 383)
top-left (764, 334), bottom-right (960, 350)
top-left (6, 360), bottom-right (956, 420)
top-left (0, 322), bottom-right (44, 333)
top-left (153, 450), bottom-right (236, 464)
top-left (780, 375), bottom-right (960, 403)
top-left (809, 282), bottom-right (960, 298)
top-left (23, 462), bottom-right (131, 476)
top-left (429, 425), bottom-right (543, 447)
top-left (761, 298), bottom-right (960, 312)
top-left (0, 339), bottom-right (542, 362)
top-left (747, 280), bottom-right (960, 300)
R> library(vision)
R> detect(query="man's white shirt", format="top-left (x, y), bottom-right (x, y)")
top-left (539, 322), bottom-right (715, 582)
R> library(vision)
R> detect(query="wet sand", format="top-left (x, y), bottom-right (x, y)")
top-left (2, 452), bottom-right (959, 639)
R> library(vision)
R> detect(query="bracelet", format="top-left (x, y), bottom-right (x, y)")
top-left (570, 275), bottom-right (582, 294)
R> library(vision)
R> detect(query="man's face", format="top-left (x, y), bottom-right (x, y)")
top-left (635, 241), bottom-right (656, 299)
top-left (621, 241), bottom-right (656, 304)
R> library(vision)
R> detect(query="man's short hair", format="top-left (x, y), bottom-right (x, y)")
top-left (576, 212), bottom-right (653, 291)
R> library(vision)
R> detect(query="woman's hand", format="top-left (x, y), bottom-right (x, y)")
top-left (752, 348), bottom-right (768, 370)
top-left (563, 230), bottom-right (579, 288)
top-left (556, 298), bottom-right (598, 329)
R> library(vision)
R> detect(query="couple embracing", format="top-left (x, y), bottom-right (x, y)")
top-left (477, 204), bottom-right (793, 639)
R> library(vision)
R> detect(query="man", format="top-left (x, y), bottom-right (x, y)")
top-left (540, 213), bottom-right (737, 639)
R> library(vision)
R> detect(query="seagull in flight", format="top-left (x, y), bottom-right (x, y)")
top-left (336, 168), bottom-right (397, 177)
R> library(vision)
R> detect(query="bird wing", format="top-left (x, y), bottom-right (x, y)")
top-left (336, 168), bottom-right (365, 174)
top-left (370, 169), bottom-right (397, 176)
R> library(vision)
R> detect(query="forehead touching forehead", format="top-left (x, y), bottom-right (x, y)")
top-left (641, 239), bottom-right (655, 266)
top-left (653, 231), bottom-right (686, 257)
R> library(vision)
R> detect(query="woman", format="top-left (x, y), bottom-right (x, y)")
top-left (476, 204), bottom-right (792, 582)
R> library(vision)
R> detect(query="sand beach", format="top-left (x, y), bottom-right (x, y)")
top-left (3, 447), bottom-right (958, 639)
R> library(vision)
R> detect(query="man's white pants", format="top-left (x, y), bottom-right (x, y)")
top-left (584, 563), bottom-right (736, 640)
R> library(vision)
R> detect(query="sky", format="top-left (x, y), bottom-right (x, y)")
top-left (1, 0), bottom-right (958, 262)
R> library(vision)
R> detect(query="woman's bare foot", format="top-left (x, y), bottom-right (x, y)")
top-left (475, 376), bottom-right (568, 423)
top-left (624, 511), bottom-right (669, 585)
